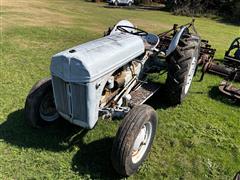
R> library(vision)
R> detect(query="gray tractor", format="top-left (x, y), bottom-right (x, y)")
top-left (25, 20), bottom-right (200, 176)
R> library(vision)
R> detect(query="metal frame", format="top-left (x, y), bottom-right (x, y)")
top-left (199, 37), bottom-right (240, 100)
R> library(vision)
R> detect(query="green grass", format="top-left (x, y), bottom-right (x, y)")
top-left (1, 0), bottom-right (240, 179)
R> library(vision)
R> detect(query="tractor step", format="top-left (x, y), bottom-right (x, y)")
top-left (129, 82), bottom-right (160, 106)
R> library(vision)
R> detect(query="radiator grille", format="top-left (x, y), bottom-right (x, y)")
top-left (52, 76), bottom-right (87, 123)
top-left (70, 83), bottom-right (87, 121)
top-left (52, 76), bottom-right (69, 114)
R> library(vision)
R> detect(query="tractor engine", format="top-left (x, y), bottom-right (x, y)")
top-left (99, 60), bottom-right (143, 108)
top-left (50, 33), bottom-right (145, 129)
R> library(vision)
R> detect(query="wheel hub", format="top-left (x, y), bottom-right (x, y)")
top-left (131, 122), bottom-right (152, 164)
top-left (39, 92), bottom-right (59, 122)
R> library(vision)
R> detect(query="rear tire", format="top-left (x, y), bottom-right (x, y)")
top-left (25, 78), bottom-right (59, 128)
top-left (165, 34), bottom-right (200, 105)
top-left (111, 105), bottom-right (157, 176)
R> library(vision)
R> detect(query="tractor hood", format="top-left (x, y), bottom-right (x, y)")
top-left (51, 33), bottom-right (145, 83)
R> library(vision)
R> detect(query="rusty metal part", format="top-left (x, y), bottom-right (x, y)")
top-left (115, 76), bottom-right (125, 88)
top-left (158, 19), bottom-right (197, 37)
top-left (207, 63), bottom-right (233, 77)
top-left (101, 89), bottom-right (121, 107)
top-left (232, 70), bottom-right (240, 82)
top-left (199, 60), bottom-right (240, 82)
top-left (104, 89), bottom-right (122, 107)
top-left (101, 69), bottom-right (129, 107)
top-left (101, 58), bottom-right (144, 108)
top-left (198, 53), bottom-right (211, 65)
top-left (157, 36), bottom-right (171, 54)
top-left (199, 60), bottom-right (213, 81)
top-left (200, 38), bottom-right (240, 81)
top-left (198, 39), bottom-right (216, 65)
top-left (115, 71), bottom-right (126, 88)
top-left (129, 82), bottom-right (160, 107)
top-left (100, 70), bottom-right (126, 107)
top-left (198, 39), bottom-right (217, 81)
top-left (219, 80), bottom-right (240, 100)
top-left (155, 19), bottom-right (198, 56)
top-left (198, 37), bottom-right (240, 101)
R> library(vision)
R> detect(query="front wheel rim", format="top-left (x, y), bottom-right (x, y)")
top-left (131, 121), bottom-right (152, 164)
top-left (39, 92), bottom-right (59, 122)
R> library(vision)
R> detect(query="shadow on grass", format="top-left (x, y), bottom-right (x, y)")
top-left (146, 85), bottom-right (176, 110)
top-left (0, 83), bottom-right (172, 179)
top-left (0, 84), bottom-right (179, 154)
top-left (0, 109), bottom-right (85, 152)
top-left (208, 86), bottom-right (240, 106)
top-left (72, 137), bottom-right (120, 179)
top-left (211, 16), bottom-right (240, 27)
top-left (0, 109), bottom-right (121, 179)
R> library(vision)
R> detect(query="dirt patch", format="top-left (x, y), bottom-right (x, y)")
top-left (2, 0), bottom-right (75, 30)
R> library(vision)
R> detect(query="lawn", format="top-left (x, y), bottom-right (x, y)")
top-left (0, 0), bottom-right (240, 179)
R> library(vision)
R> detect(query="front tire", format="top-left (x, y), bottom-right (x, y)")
top-left (165, 34), bottom-right (200, 105)
top-left (25, 78), bottom-right (59, 128)
top-left (111, 105), bottom-right (157, 176)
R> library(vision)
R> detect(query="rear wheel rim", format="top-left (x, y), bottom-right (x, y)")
top-left (184, 56), bottom-right (197, 94)
top-left (39, 92), bottom-right (59, 122)
top-left (131, 121), bottom-right (152, 164)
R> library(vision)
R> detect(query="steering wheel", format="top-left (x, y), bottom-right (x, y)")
top-left (116, 25), bottom-right (148, 36)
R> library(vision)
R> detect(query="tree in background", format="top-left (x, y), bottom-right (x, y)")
top-left (232, 0), bottom-right (240, 22)
top-left (165, 0), bottom-right (240, 23)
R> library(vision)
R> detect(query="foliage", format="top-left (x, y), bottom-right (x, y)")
top-left (1, 0), bottom-right (240, 179)
top-left (165, 0), bottom-right (240, 23)
top-left (233, 1), bottom-right (240, 22)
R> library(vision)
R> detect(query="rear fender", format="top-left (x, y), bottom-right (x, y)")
top-left (166, 26), bottom-right (187, 56)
